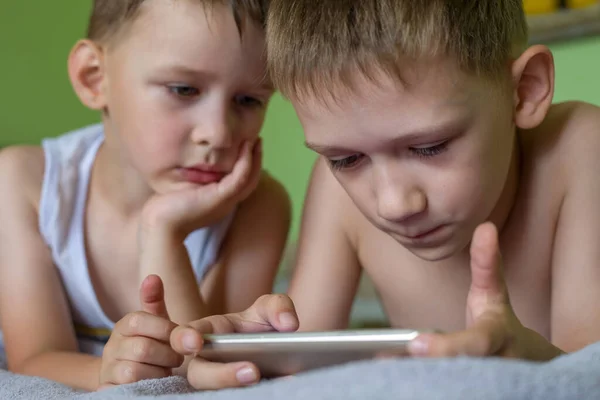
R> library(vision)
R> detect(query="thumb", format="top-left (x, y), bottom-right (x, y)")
top-left (236, 294), bottom-right (299, 333)
top-left (467, 223), bottom-right (509, 319)
top-left (140, 274), bottom-right (170, 319)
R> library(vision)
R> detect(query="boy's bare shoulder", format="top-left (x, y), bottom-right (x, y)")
top-left (548, 102), bottom-right (600, 166)
top-left (0, 145), bottom-right (45, 210)
top-left (529, 101), bottom-right (600, 178)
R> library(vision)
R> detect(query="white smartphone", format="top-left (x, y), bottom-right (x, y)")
top-left (198, 329), bottom-right (428, 377)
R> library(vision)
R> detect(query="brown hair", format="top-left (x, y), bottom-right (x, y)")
top-left (267, 0), bottom-right (528, 99)
top-left (87, 0), bottom-right (268, 44)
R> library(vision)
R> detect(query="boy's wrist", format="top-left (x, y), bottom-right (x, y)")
top-left (139, 215), bottom-right (182, 242)
top-left (139, 201), bottom-right (191, 241)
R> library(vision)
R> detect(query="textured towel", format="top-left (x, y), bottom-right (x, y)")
top-left (1, 342), bottom-right (599, 399)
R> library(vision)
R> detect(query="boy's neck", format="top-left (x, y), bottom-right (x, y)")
top-left (487, 131), bottom-right (522, 238)
top-left (92, 140), bottom-right (155, 218)
top-left (447, 131), bottom-right (521, 266)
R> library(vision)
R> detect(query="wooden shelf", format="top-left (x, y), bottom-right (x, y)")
top-left (528, 4), bottom-right (600, 43)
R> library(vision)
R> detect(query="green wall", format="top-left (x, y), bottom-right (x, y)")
top-left (1, 2), bottom-right (599, 241)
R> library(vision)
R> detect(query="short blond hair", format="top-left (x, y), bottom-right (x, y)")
top-left (88, 0), bottom-right (268, 44)
top-left (267, 0), bottom-right (528, 99)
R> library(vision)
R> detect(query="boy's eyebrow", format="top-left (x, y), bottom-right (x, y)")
top-left (304, 142), bottom-right (345, 153)
top-left (155, 64), bottom-right (274, 91)
top-left (305, 121), bottom-right (467, 154)
top-left (156, 65), bottom-right (219, 79)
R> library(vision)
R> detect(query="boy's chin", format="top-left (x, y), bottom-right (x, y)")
top-left (399, 237), bottom-right (469, 263)
top-left (406, 246), bottom-right (457, 263)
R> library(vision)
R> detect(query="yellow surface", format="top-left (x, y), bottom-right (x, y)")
top-left (524, 0), bottom-right (559, 15)
top-left (567, 0), bottom-right (598, 8)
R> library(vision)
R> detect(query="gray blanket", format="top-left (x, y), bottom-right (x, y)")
top-left (1, 342), bottom-right (599, 400)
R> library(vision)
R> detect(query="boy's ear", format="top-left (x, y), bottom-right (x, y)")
top-left (68, 40), bottom-right (107, 111)
top-left (511, 45), bottom-right (555, 130)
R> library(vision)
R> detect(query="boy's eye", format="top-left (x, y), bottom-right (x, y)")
top-left (168, 85), bottom-right (200, 98)
top-left (235, 95), bottom-right (264, 108)
top-left (409, 140), bottom-right (449, 158)
top-left (328, 154), bottom-right (364, 171)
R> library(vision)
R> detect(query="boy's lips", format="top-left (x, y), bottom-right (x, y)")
top-left (393, 224), bottom-right (449, 247)
top-left (179, 165), bottom-right (227, 184)
top-left (404, 225), bottom-right (446, 240)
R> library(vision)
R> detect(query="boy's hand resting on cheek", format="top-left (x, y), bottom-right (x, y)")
top-left (408, 222), bottom-right (565, 361)
top-left (170, 294), bottom-right (299, 390)
top-left (141, 139), bottom-right (262, 238)
top-left (99, 275), bottom-right (183, 390)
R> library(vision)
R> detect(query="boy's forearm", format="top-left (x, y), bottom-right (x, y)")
top-left (16, 351), bottom-right (101, 391)
top-left (138, 229), bottom-right (208, 325)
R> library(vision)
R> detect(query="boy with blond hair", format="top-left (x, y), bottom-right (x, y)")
top-left (175, 0), bottom-right (600, 389)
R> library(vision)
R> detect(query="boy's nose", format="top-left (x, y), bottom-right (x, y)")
top-left (190, 112), bottom-right (234, 149)
top-left (376, 184), bottom-right (427, 223)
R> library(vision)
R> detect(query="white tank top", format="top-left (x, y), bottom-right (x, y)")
top-left (37, 124), bottom-right (234, 355)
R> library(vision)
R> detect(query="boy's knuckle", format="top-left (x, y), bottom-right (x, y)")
top-left (133, 337), bottom-right (152, 359)
top-left (211, 314), bottom-right (232, 331)
top-left (127, 312), bottom-right (143, 332)
top-left (119, 363), bottom-right (137, 384)
top-left (256, 294), bottom-right (270, 303)
top-left (269, 293), bottom-right (292, 308)
top-left (263, 293), bottom-right (282, 305)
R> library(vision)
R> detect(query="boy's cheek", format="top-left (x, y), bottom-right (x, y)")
top-left (234, 110), bottom-right (264, 136)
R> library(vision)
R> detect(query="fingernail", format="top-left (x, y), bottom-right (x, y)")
top-left (183, 332), bottom-right (197, 352)
top-left (408, 337), bottom-right (430, 356)
top-left (236, 366), bottom-right (258, 384)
